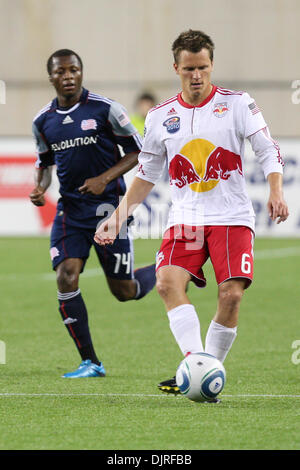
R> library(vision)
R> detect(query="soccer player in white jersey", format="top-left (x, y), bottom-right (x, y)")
top-left (94, 30), bottom-right (289, 397)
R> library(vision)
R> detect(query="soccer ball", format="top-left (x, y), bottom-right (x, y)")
top-left (175, 352), bottom-right (226, 402)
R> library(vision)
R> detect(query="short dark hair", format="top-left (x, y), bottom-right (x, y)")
top-left (47, 49), bottom-right (83, 74)
top-left (172, 30), bottom-right (215, 64)
top-left (136, 92), bottom-right (156, 104)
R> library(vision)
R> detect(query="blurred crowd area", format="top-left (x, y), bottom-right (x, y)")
top-left (0, 0), bottom-right (299, 137)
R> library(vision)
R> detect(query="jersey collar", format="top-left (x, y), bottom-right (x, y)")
top-left (52, 87), bottom-right (89, 113)
top-left (177, 84), bottom-right (217, 109)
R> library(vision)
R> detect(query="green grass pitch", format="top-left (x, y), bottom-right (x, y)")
top-left (0, 236), bottom-right (300, 450)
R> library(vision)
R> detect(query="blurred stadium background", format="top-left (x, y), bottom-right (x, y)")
top-left (0, 0), bottom-right (299, 238)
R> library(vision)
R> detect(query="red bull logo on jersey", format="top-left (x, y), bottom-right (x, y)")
top-left (202, 147), bottom-right (242, 181)
top-left (169, 138), bottom-right (243, 193)
top-left (163, 116), bottom-right (180, 134)
top-left (168, 154), bottom-right (201, 188)
top-left (213, 102), bottom-right (229, 118)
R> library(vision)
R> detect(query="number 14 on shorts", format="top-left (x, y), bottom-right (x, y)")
top-left (113, 253), bottom-right (131, 274)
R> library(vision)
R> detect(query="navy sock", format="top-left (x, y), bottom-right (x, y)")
top-left (134, 264), bottom-right (156, 300)
top-left (58, 289), bottom-right (100, 365)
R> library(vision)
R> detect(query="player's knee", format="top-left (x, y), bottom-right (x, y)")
top-left (109, 285), bottom-right (134, 302)
top-left (56, 267), bottom-right (79, 292)
top-left (106, 278), bottom-right (137, 302)
top-left (111, 290), bottom-right (131, 302)
top-left (218, 284), bottom-right (244, 309)
top-left (156, 278), bottom-right (175, 300)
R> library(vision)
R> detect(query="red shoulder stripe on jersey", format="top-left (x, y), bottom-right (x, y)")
top-left (217, 91), bottom-right (244, 96)
top-left (149, 96), bottom-right (178, 113)
top-left (217, 86), bottom-right (244, 92)
top-left (216, 87), bottom-right (244, 96)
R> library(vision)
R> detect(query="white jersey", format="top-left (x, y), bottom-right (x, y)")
top-left (136, 85), bottom-right (284, 232)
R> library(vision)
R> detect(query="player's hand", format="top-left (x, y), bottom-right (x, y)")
top-left (29, 187), bottom-right (46, 206)
top-left (267, 192), bottom-right (289, 224)
top-left (94, 217), bottom-right (119, 245)
top-left (78, 176), bottom-right (108, 196)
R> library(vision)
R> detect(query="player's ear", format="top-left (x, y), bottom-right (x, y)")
top-left (48, 75), bottom-right (54, 86)
top-left (173, 62), bottom-right (179, 75)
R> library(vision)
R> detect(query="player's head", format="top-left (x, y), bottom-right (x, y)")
top-left (134, 92), bottom-right (156, 118)
top-left (172, 30), bottom-right (214, 104)
top-left (47, 49), bottom-right (83, 102)
top-left (172, 30), bottom-right (214, 65)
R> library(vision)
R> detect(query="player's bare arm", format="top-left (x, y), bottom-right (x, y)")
top-left (78, 151), bottom-right (139, 196)
top-left (29, 167), bottom-right (53, 206)
top-left (94, 177), bottom-right (154, 245)
top-left (267, 172), bottom-right (289, 224)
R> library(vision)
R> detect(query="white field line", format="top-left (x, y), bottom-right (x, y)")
top-left (254, 246), bottom-right (300, 259)
top-left (0, 392), bottom-right (300, 399)
top-left (1, 246), bottom-right (300, 282)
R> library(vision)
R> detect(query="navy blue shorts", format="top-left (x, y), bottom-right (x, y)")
top-left (50, 213), bottom-right (134, 280)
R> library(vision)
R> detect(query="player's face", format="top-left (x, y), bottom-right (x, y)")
top-left (174, 49), bottom-right (213, 105)
top-left (49, 55), bottom-right (83, 104)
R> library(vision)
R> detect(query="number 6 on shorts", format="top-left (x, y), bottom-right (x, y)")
top-left (241, 253), bottom-right (251, 274)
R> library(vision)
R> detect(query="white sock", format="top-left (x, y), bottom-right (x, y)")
top-left (205, 320), bottom-right (237, 363)
top-left (167, 304), bottom-right (204, 356)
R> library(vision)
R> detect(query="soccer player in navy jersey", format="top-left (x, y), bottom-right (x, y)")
top-left (29, 49), bottom-right (156, 378)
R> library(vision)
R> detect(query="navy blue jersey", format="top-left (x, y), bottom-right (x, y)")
top-left (33, 88), bottom-right (142, 228)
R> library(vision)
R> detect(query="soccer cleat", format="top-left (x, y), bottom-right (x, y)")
top-left (62, 359), bottom-right (106, 378)
top-left (204, 397), bottom-right (221, 404)
top-left (158, 376), bottom-right (180, 395)
top-left (158, 376), bottom-right (222, 402)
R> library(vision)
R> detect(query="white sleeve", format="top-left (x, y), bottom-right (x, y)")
top-left (140, 110), bottom-right (166, 156)
top-left (136, 151), bottom-right (166, 184)
top-left (247, 127), bottom-right (284, 179)
top-left (135, 110), bottom-right (166, 184)
top-left (238, 92), bottom-right (267, 138)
